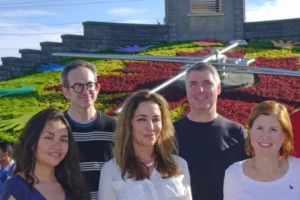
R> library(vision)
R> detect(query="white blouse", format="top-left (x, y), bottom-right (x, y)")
top-left (98, 155), bottom-right (192, 200)
top-left (223, 156), bottom-right (300, 200)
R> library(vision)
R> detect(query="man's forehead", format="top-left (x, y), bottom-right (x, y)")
top-left (67, 68), bottom-right (96, 84)
top-left (187, 70), bottom-right (215, 81)
top-left (68, 67), bottom-right (93, 76)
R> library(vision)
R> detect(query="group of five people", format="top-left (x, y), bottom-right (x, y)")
top-left (0, 60), bottom-right (299, 200)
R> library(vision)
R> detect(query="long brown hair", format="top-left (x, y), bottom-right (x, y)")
top-left (113, 90), bottom-right (181, 180)
top-left (245, 101), bottom-right (294, 159)
top-left (13, 108), bottom-right (90, 200)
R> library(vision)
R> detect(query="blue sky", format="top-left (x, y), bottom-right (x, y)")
top-left (0, 0), bottom-right (300, 63)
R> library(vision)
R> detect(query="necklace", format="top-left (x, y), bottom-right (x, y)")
top-left (146, 162), bottom-right (154, 167)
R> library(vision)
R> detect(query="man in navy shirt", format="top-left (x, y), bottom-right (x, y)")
top-left (174, 62), bottom-right (248, 200)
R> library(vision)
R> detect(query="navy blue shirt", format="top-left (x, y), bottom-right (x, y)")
top-left (174, 115), bottom-right (248, 200)
top-left (0, 175), bottom-right (70, 200)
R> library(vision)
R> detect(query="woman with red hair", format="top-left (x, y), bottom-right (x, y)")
top-left (223, 101), bottom-right (300, 200)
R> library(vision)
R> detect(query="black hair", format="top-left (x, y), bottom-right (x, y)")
top-left (13, 108), bottom-right (90, 200)
top-left (0, 141), bottom-right (13, 157)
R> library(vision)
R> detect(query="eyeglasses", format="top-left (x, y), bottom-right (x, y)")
top-left (69, 82), bottom-right (97, 93)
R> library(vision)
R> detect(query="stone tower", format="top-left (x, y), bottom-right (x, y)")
top-left (165, 0), bottom-right (245, 41)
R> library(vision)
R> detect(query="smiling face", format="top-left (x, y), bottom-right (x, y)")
top-left (62, 67), bottom-right (100, 110)
top-left (186, 69), bottom-right (221, 113)
top-left (36, 119), bottom-right (69, 167)
top-left (131, 101), bottom-right (162, 149)
top-left (250, 114), bottom-right (285, 157)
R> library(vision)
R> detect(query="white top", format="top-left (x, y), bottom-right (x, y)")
top-left (98, 155), bottom-right (192, 200)
top-left (223, 156), bottom-right (300, 200)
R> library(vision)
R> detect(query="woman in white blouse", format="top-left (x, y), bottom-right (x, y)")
top-left (223, 100), bottom-right (300, 200)
top-left (98, 90), bottom-right (192, 200)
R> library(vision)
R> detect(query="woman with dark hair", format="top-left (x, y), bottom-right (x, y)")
top-left (98, 90), bottom-right (192, 200)
top-left (223, 101), bottom-right (300, 200)
top-left (0, 108), bottom-right (90, 200)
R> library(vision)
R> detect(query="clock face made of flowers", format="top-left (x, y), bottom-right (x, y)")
top-left (53, 40), bottom-right (300, 90)
top-left (51, 40), bottom-right (300, 125)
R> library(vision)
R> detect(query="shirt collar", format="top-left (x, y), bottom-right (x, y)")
top-left (1, 159), bottom-right (15, 171)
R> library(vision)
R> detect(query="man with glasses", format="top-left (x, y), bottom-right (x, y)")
top-left (61, 60), bottom-right (116, 200)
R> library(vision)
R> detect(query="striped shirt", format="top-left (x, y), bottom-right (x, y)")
top-left (65, 111), bottom-right (117, 200)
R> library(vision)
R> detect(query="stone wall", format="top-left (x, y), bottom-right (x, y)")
top-left (165, 0), bottom-right (245, 41)
top-left (233, 0), bottom-right (245, 39)
top-left (83, 21), bottom-right (169, 41)
top-left (0, 22), bottom-right (168, 81)
top-left (244, 18), bottom-right (300, 41)
top-left (2, 1), bottom-right (300, 81)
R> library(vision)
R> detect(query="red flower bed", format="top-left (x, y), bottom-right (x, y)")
top-left (177, 48), bottom-right (246, 58)
top-left (103, 83), bottom-right (187, 111)
top-left (47, 84), bottom-right (62, 91)
top-left (196, 38), bottom-right (218, 46)
top-left (97, 62), bottom-right (182, 93)
top-left (217, 99), bottom-right (256, 125)
top-left (174, 55), bottom-right (299, 124)
top-left (181, 99), bottom-right (256, 125)
top-left (47, 62), bottom-right (182, 94)
top-left (221, 57), bottom-right (300, 107)
top-left (46, 52), bottom-right (299, 125)
top-left (157, 83), bottom-right (187, 102)
top-left (119, 62), bottom-right (181, 74)
top-left (177, 48), bottom-right (211, 57)
top-left (106, 96), bottom-right (188, 116)
top-left (106, 104), bottom-right (122, 116)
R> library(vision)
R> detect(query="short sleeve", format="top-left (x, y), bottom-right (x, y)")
top-left (0, 176), bottom-right (23, 200)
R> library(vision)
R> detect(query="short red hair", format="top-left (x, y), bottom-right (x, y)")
top-left (245, 101), bottom-right (294, 159)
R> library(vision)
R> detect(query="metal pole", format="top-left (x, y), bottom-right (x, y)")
top-left (219, 42), bottom-right (239, 54)
top-left (150, 42), bottom-right (240, 93)
top-left (150, 43), bottom-right (238, 93)
top-left (115, 42), bottom-right (240, 112)
top-left (217, 68), bottom-right (300, 76)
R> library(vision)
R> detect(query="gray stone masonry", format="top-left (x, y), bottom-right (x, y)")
top-left (61, 34), bottom-right (167, 53)
top-left (1, 3), bottom-right (300, 81)
top-left (165, 0), bottom-right (179, 41)
top-left (245, 18), bottom-right (300, 41)
top-left (234, 0), bottom-right (245, 39)
top-left (0, 21), bottom-right (169, 81)
top-left (0, 66), bottom-right (13, 81)
top-left (83, 21), bottom-right (169, 41)
top-left (164, 0), bottom-right (245, 41)
top-left (1, 57), bottom-right (37, 71)
top-left (19, 49), bottom-right (43, 63)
